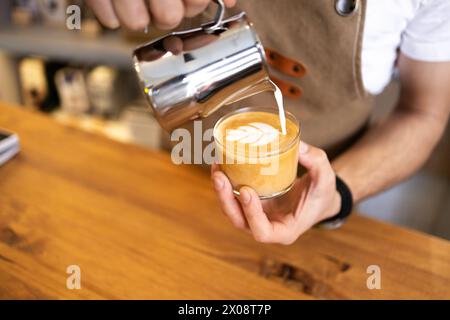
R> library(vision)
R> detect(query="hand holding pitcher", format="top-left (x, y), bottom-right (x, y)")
top-left (86, 0), bottom-right (236, 30)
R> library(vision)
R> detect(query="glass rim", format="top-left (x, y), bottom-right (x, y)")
top-left (213, 106), bottom-right (301, 157)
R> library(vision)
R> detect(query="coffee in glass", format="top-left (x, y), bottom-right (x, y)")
top-left (214, 107), bottom-right (300, 199)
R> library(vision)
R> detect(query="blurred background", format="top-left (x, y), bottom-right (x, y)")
top-left (0, 0), bottom-right (449, 239)
top-left (0, 0), bottom-right (164, 148)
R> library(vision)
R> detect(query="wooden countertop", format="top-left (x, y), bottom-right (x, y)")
top-left (1, 103), bottom-right (450, 299)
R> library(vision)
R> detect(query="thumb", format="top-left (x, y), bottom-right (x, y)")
top-left (298, 142), bottom-right (334, 190)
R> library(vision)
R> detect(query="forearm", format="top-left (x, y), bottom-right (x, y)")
top-left (332, 106), bottom-right (448, 203)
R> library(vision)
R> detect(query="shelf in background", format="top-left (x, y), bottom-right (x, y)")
top-left (51, 106), bottom-right (162, 150)
top-left (0, 26), bottom-right (136, 68)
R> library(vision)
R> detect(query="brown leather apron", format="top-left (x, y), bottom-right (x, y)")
top-left (165, 0), bottom-right (374, 159)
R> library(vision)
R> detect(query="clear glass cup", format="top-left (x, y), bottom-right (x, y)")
top-left (213, 107), bottom-right (300, 199)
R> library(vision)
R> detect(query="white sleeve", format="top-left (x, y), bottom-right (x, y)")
top-left (400, 0), bottom-right (450, 62)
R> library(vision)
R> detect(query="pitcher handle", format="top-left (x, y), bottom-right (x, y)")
top-left (203, 0), bottom-right (225, 32)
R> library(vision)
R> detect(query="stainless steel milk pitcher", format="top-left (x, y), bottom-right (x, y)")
top-left (133, 0), bottom-right (273, 132)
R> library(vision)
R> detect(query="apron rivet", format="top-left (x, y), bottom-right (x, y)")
top-left (335, 0), bottom-right (359, 17)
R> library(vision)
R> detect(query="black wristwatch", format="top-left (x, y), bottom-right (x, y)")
top-left (316, 175), bottom-right (353, 229)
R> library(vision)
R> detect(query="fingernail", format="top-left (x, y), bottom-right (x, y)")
top-left (240, 188), bottom-right (251, 205)
top-left (213, 176), bottom-right (224, 191)
top-left (300, 141), bottom-right (309, 154)
top-left (107, 17), bottom-right (120, 29)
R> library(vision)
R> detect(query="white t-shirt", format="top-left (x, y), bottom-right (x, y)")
top-left (362, 0), bottom-right (450, 95)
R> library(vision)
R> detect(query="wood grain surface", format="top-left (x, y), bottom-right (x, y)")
top-left (1, 103), bottom-right (450, 299)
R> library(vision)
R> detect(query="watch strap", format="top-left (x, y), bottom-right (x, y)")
top-left (316, 175), bottom-right (353, 229)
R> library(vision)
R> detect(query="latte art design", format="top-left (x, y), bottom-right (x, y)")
top-left (225, 122), bottom-right (280, 146)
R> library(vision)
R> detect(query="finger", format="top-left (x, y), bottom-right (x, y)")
top-left (224, 0), bottom-right (237, 7)
top-left (211, 170), bottom-right (248, 230)
top-left (182, 0), bottom-right (210, 17)
top-left (86, 0), bottom-right (120, 29)
top-left (238, 187), bottom-right (274, 243)
top-left (241, 187), bottom-right (300, 245)
top-left (298, 142), bottom-right (335, 192)
top-left (149, 0), bottom-right (184, 30)
top-left (111, 0), bottom-right (150, 30)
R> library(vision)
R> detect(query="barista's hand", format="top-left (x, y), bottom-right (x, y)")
top-left (211, 142), bottom-right (341, 245)
top-left (86, 0), bottom-right (236, 30)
